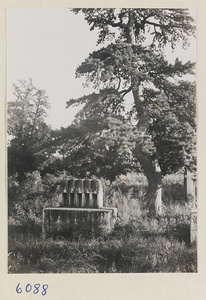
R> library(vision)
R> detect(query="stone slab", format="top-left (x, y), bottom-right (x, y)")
top-left (43, 207), bottom-right (116, 239)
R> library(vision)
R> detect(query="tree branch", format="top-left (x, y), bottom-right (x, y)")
top-left (119, 86), bottom-right (133, 97)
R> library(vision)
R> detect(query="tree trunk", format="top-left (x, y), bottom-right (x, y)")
top-left (131, 85), bottom-right (162, 216)
top-left (133, 143), bottom-right (162, 216)
top-left (125, 12), bottom-right (163, 216)
top-left (147, 162), bottom-right (162, 216)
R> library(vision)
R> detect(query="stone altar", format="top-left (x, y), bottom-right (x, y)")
top-left (42, 179), bottom-right (117, 239)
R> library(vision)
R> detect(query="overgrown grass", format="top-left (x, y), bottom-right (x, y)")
top-left (8, 170), bottom-right (197, 273)
top-left (8, 216), bottom-right (197, 273)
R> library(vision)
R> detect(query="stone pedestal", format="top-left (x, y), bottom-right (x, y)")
top-left (190, 208), bottom-right (197, 244)
top-left (42, 178), bottom-right (117, 239)
top-left (42, 207), bottom-right (117, 239)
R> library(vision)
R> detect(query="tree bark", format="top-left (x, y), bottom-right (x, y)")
top-left (131, 78), bottom-right (162, 216)
top-left (125, 13), bottom-right (136, 44)
top-left (133, 143), bottom-right (162, 216)
top-left (124, 13), bottom-right (162, 216)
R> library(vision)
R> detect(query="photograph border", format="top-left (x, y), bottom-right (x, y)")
top-left (1, 1), bottom-right (205, 299)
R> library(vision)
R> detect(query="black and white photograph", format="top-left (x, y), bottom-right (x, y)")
top-left (7, 7), bottom-right (197, 276)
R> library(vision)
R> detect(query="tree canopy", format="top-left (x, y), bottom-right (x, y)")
top-left (8, 79), bottom-right (52, 180)
top-left (65, 8), bottom-right (196, 215)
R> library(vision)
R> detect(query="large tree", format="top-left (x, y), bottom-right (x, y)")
top-left (8, 79), bottom-right (52, 180)
top-left (66, 9), bottom-right (195, 216)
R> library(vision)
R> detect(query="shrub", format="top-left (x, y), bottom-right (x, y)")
top-left (8, 171), bottom-right (68, 231)
top-left (102, 171), bottom-right (186, 212)
top-left (8, 173), bottom-right (20, 215)
top-left (110, 172), bottom-right (148, 187)
top-left (103, 187), bottom-right (143, 224)
top-left (162, 202), bottom-right (191, 217)
top-left (102, 174), bottom-right (147, 224)
top-left (8, 235), bottom-right (100, 273)
top-left (162, 172), bottom-right (185, 204)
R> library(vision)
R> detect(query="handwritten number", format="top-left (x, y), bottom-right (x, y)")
top-left (33, 284), bottom-right (40, 294)
top-left (42, 284), bottom-right (49, 296)
top-left (25, 284), bottom-right (32, 292)
top-left (16, 283), bottom-right (48, 295)
top-left (16, 283), bottom-right (22, 294)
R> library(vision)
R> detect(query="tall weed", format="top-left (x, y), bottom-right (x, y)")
top-left (8, 232), bottom-right (197, 273)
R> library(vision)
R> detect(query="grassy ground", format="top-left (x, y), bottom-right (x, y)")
top-left (8, 171), bottom-right (197, 273)
top-left (8, 217), bottom-right (197, 273)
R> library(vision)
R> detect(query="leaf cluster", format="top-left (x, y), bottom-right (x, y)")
top-left (72, 9), bottom-right (195, 48)
top-left (7, 79), bottom-right (52, 181)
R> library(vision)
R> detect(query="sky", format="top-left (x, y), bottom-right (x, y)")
top-left (7, 8), bottom-right (196, 130)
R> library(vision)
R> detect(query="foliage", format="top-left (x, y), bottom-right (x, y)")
top-left (7, 79), bottom-right (52, 181)
top-left (70, 42), bottom-right (196, 174)
top-left (102, 176), bottom-right (146, 223)
top-left (8, 171), bottom-right (196, 273)
top-left (162, 172), bottom-right (185, 204)
top-left (64, 9), bottom-right (197, 214)
top-left (102, 171), bottom-right (186, 213)
top-left (8, 221), bottom-right (196, 273)
top-left (8, 173), bottom-right (20, 215)
top-left (42, 117), bottom-right (142, 181)
top-left (8, 171), bottom-right (66, 230)
top-left (72, 9), bottom-right (195, 48)
top-left (8, 168), bottom-right (188, 234)
top-left (8, 79), bottom-right (50, 139)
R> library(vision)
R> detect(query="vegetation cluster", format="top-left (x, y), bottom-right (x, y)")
top-left (8, 171), bottom-right (196, 273)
